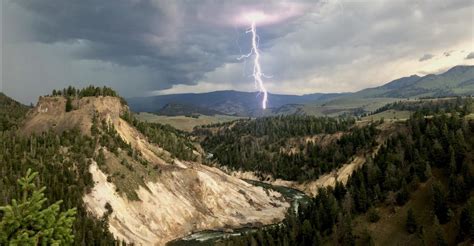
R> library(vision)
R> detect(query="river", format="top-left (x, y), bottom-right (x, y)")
top-left (166, 179), bottom-right (310, 246)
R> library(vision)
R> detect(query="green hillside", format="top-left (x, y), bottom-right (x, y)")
top-left (0, 92), bottom-right (30, 131)
top-left (313, 66), bottom-right (474, 116)
top-left (353, 65), bottom-right (474, 99)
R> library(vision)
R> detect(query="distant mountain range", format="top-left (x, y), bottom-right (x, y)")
top-left (349, 65), bottom-right (474, 98)
top-left (157, 103), bottom-right (224, 116)
top-left (128, 65), bottom-right (474, 116)
top-left (128, 91), bottom-right (347, 116)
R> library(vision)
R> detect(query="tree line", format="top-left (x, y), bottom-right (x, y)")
top-left (50, 85), bottom-right (119, 98)
top-left (49, 86), bottom-right (128, 112)
top-left (369, 97), bottom-right (473, 116)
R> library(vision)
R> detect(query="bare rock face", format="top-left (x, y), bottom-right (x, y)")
top-left (22, 96), bottom-right (126, 135)
top-left (24, 96), bottom-right (289, 245)
top-left (84, 162), bottom-right (288, 245)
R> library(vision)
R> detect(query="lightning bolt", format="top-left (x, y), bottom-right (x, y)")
top-left (238, 20), bottom-right (268, 109)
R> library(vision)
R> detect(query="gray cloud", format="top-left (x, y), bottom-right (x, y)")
top-left (4, 0), bottom-right (314, 102)
top-left (9, 0), bottom-right (241, 86)
top-left (419, 54), bottom-right (434, 62)
top-left (3, 0), bottom-right (474, 103)
top-left (466, 52), bottom-right (474, 59)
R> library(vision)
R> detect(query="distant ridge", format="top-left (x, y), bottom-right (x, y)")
top-left (351, 65), bottom-right (474, 99)
top-left (128, 90), bottom-right (346, 116)
top-left (128, 65), bottom-right (474, 116)
top-left (157, 103), bottom-right (225, 116)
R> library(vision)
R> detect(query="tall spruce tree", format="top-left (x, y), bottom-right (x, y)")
top-left (65, 97), bottom-right (73, 112)
top-left (405, 208), bottom-right (418, 234)
top-left (0, 169), bottom-right (77, 245)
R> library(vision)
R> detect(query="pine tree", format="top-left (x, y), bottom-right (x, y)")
top-left (65, 97), bottom-right (73, 112)
top-left (367, 207), bottom-right (380, 223)
top-left (433, 216), bottom-right (447, 246)
top-left (459, 197), bottom-right (474, 241)
top-left (0, 169), bottom-right (77, 245)
top-left (424, 162), bottom-right (432, 181)
top-left (405, 208), bottom-right (417, 234)
top-left (431, 182), bottom-right (449, 224)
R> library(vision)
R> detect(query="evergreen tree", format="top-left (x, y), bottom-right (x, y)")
top-left (367, 207), bottom-right (380, 223)
top-left (65, 97), bottom-right (73, 112)
top-left (433, 217), bottom-right (447, 246)
top-left (0, 169), bottom-right (77, 245)
top-left (431, 182), bottom-right (449, 224)
top-left (458, 197), bottom-right (474, 241)
top-left (424, 162), bottom-right (432, 180)
top-left (405, 208), bottom-right (418, 234)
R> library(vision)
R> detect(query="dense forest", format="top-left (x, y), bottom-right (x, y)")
top-left (369, 96), bottom-right (473, 116)
top-left (198, 115), bottom-right (378, 181)
top-left (219, 108), bottom-right (474, 245)
top-left (0, 93), bottom-right (30, 131)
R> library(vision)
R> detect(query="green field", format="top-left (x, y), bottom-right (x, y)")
top-left (135, 112), bottom-right (242, 131)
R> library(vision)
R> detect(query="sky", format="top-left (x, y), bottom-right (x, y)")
top-left (1, 0), bottom-right (474, 104)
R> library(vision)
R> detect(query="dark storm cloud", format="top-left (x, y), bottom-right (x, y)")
top-left (8, 1), bottom-right (236, 90)
top-left (10, 0), bottom-right (308, 91)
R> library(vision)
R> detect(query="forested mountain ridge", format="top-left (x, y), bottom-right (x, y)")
top-left (0, 92), bottom-right (30, 131)
top-left (1, 88), bottom-right (291, 245)
top-left (216, 99), bottom-right (474, 245)
top-left (338, 65), bottom-right (474, 99)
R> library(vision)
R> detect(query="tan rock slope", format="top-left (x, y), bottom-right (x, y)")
top-left (23, 96), bottom-right (289, 245)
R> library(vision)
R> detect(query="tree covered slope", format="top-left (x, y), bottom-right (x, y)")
top-left (0, 92), bottom-right (30, 131)
top-left (218, 99), bottom-right (474, 246)
top-left (350, 65), bottom-right (474, 99)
